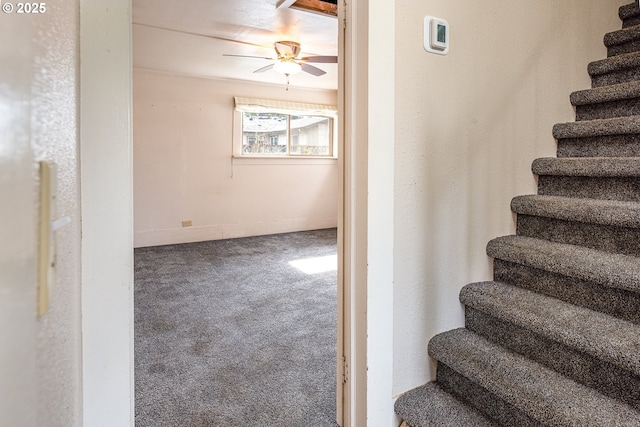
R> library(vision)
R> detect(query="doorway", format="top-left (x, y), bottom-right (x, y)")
top-left (80, 0), bottom-right (367, 425)
top-left (130, 1), bottom-right (345, 424)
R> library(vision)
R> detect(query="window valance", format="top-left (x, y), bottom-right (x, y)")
top-left (234, 97), bottom-right (338, 118)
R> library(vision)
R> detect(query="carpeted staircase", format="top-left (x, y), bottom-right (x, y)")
top-left (395, 3), bottom-right (640, 426)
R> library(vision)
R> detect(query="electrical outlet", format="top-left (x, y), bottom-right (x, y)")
top-left (182, 220), bottom-right (192, 227)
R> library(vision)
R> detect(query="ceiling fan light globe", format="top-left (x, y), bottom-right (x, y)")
top-left (274, 60), bottom-right (302, 75)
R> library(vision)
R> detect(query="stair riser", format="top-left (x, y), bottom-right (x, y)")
top-left (516, 214), bottom-right (640, 257)
top-left (493, 259), bottom-right (640, 324)
top-left (557, 135), bottom-right (640, 157)
top-left (608, 40), bottom-right (640, 57)
top-left (465, 308), bottom-right (640, 411)
top-left (576, 98), bottom-right (640, 120)
top-left (623, 16), bottom-right (640, 28)
top-left (592, 67), bottom-right (640, 88)
top-left (537, 176), bottom-right (640, 202)
top-left (436, 363), bottom-right (542, 427)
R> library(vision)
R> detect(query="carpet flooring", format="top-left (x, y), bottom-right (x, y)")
top-left (135, 229), bottom-right (339, 427)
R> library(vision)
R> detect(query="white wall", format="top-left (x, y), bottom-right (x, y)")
top-left (392, 0), bottom-right (628, 397)
top-left (0, 2), bottom-right (83, 426)
top-left (133, 70), bottom-right (339, 247)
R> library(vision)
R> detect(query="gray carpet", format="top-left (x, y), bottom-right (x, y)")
top-left (135, 229), bottom-right (340, 427)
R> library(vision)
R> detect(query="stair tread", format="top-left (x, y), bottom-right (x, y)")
top-left (511, 194), bottom-right (640, 228)
top-left (395, 382), bottom-right (496, 427)
top-left (553, 115), bottom-right (640, 139)
top-left (605, 24), bottom-right (640, 47)
top-left (486, 235), bottom-right (640, 293)
top-left (571, 80), bottom-right (640, 105)
top-left (589, 50), bottom-right (640, 76)
top-left (429, 329), bottom-right (640, 426)
top-left (532, 156), bottom-right (640, 177)
top-left (461, 281), bottom-right (640, 376)
top-left (620, 3), bottom-right (640, 21)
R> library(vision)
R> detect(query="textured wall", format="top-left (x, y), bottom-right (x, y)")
top-left (133, 70), bottom-right (339, 247)
top-left (30, 2), bottom-right (83, 426)
top-left (392, 0), bottom-right (628, 396)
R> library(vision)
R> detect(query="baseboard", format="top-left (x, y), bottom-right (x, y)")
top-left (134, 217), bottom-right (338, 248)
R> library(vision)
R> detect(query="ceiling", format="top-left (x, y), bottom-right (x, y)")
top-left (132, 0), bottom-right (339, 90)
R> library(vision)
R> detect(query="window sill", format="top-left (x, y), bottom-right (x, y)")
top-left (232, 156), bottom-right (338, 165)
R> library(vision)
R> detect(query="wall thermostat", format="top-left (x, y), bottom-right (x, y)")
top-left (424, 16), bottom-right (449, 55)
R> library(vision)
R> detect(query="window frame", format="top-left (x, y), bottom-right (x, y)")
top-left (233, 97), bottom-right (338, 160)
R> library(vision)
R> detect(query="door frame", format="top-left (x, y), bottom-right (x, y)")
top-left (338, 0), bottom-right (397, 425)
top-left (80, 0), bottom-right (134, 425)
top-left (79, 0), bottom-right (399, 425)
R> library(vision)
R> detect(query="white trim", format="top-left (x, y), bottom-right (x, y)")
top-left (342, 0), bottom-right (369, 424)
top-left (342, 0), bottom-right (397, 425)
top-left (134, 220), bottom-right (338, 248)
top-left (80, 0), bottom-right (134, 425)
top-left (232, 156), bottom-right (337, 164)
top-left (366, 0), bottom-right (396, 424)
top-left (335, 1), bottom-right (351, 426)
top-left (336, 0), bottom-right (346, 423)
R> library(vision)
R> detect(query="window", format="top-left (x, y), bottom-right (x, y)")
top-left (242, 113), bottom-right (332, 156)
top-left (242, 113), bottom-right (287, 155)
top-left (289, 115), bottom-right (331, 155)
top-left (235, 97), bottom-right (337, 158)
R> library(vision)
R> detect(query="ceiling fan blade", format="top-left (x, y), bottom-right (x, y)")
top-left (223, 54), bottom-right (275, 60)
top-left (254, 64), bottom-right (275, 73)
top-left (300, 63), bottom-right (326, 77)
top-left (133, 23), bottom-right (272, 50)
top-left (299, 55), bottom-right (338, 63)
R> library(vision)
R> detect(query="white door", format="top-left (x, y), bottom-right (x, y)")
top-left (0, 15), bottom-right (38, 427)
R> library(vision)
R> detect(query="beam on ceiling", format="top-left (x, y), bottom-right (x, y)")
top-left (279, 0), bottom-right (338, 17)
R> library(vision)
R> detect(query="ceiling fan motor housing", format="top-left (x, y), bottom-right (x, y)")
top-left (275, 41), bottom-right (302, 59)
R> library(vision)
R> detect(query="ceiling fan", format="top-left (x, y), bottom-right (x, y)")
top-left (223, 41), bottom-right (337, 77)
